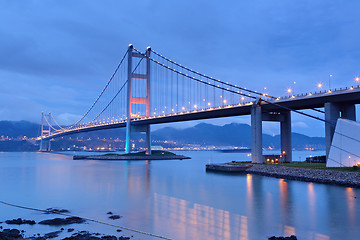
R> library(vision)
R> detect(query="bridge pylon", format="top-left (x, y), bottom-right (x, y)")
top-left (39, 112), bottom-right (52, 152)
top-left (125, 45), bottom-right (152, 154)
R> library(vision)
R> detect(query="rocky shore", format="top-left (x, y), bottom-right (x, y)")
top-left (247, 164), bottom-right (360, 188)
top-left (0, 210), bottom-right (131, 240)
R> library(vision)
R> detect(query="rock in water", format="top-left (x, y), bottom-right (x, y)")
top-left (5, 218), bottom-right (36, 225)
top-left (108, 215), bottom-right (121, 220)
top-left (38, 217), bottom-right (85, 226)
top-left (0, 229), bottom-right (23, 239)
top-left (63, 232), bottom-right (119, 240)
top-left (269, 235), bottom-right (297, 240)
top-left (44, 231), bottom-right (62, 239)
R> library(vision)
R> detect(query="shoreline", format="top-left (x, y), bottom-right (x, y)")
top-left (246, 164), bottom-right (360, 188)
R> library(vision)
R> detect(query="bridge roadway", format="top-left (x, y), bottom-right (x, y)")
top-left (42, 86), bottom-right (360, 140)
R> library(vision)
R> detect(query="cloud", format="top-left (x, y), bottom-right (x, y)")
top-left (57, 113), bottom-right (83, 126)
top-left (0, 0), bottom-right (359, 137)
top-left (292, 121), bottom-right (309, 128)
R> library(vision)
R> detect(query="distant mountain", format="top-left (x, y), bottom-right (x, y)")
top-left (0, 121), bottom-right (40, 138)
top-left (152, 123), bottom-right (325, 149)
top-left (152, 123), bottom-right (252, 146)
top-left (0, 120), bottom-right (325, 150)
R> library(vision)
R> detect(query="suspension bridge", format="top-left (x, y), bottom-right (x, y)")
top-left (37, 44), bottom-right (360, 163)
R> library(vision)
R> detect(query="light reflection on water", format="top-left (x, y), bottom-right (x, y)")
top-left (0, 151), bottom-right (358, 239)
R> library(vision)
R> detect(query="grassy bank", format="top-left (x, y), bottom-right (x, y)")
top-left (277, 162), bottom-right (360, 172)
top-left (234, 161), bottom-right (360, 172)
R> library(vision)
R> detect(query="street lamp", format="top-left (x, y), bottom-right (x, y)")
top-left (329, 74), bottom-right (333, 89)
top-left (293, 81), bottom-right (296, 96)
top-left (355, 77), bottom-right (360, 83)
top-left (317, 83), bottom-right (323, 89)
top-left (287, 88), bottom-right (292, 97)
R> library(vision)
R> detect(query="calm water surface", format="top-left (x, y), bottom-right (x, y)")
top-left (0, 151), bottom-right (358, 240)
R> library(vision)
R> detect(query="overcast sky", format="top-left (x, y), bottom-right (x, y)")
top-left (1, 0), bottom-right (360, 136)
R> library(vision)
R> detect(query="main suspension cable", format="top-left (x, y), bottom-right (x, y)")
top-left (134, 48), bottom-right (328, 123)
top-left (150, 48), bottom-right (277, 100)
top-left (69, 49), bottom-right (129, 128)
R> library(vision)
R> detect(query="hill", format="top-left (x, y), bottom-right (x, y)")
top-left (0, 120), bottom-right (325, 150)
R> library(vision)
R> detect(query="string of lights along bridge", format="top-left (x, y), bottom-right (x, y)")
top-left (38, 44), bottom-right (360, 164)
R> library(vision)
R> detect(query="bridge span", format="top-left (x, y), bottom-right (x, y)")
top-left (38, 45), bottom-right (360, 164)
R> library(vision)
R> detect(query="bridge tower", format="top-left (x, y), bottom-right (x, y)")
top-left (125, 45), bottom-right (151, 154)
top-left (39, 112), bottom-right (52, 151)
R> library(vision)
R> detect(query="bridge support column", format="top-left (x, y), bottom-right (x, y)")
top-left (325, 102), bottom-right (356, 159)
top-left (126, 124), bottom-right (151, 154)
top-left (125, 121), bottom-right (132, 153)
top-left (251, 103), bottom-right (263, 163)
top-left (261, 111), bottom-right (292, 163)
top-left (280, 111), bottom-right (292, 162)
top-left (342, 104), bottom-right (356, 121)
top-left (146, 125), bottom-right (151, 155)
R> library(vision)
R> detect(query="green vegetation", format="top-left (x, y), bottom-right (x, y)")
top-left (233, 161), bottom-right (360, 172)
top-left (102, 150), bottom-right (177, 157)
top-left (276, 162), bottom-right (360, 172)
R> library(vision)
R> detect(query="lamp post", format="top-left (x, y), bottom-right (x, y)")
top-left (293, 81), bottom-right (296, 96)
top-left (329, 74), bottom-right (333, 90)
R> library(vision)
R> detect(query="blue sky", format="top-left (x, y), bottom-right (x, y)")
top-left (0, 0), bottom-right (360, 136)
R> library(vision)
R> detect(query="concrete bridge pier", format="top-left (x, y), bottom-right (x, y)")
top-left (325, 102), bottom-right (356, 159)
top-left (125, 124), bottom-right (151, 154)
top-left (280, 111), bottom-right (292, 163)
top-left (39, 139), bottom-right (51, 152)
top-left (251, 102), bottom-right (292, 163)
top-left (251, 103), bottom-right (263, 163)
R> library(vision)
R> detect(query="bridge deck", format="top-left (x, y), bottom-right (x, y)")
top-left (41, 86), bottom-right (360, 140)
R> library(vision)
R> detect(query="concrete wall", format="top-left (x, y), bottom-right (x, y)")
top-left (327, 118), bottom-right (360, 167)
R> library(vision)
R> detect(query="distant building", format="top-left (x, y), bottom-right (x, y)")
top-left (152, 145), bottom-right (164, 150)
